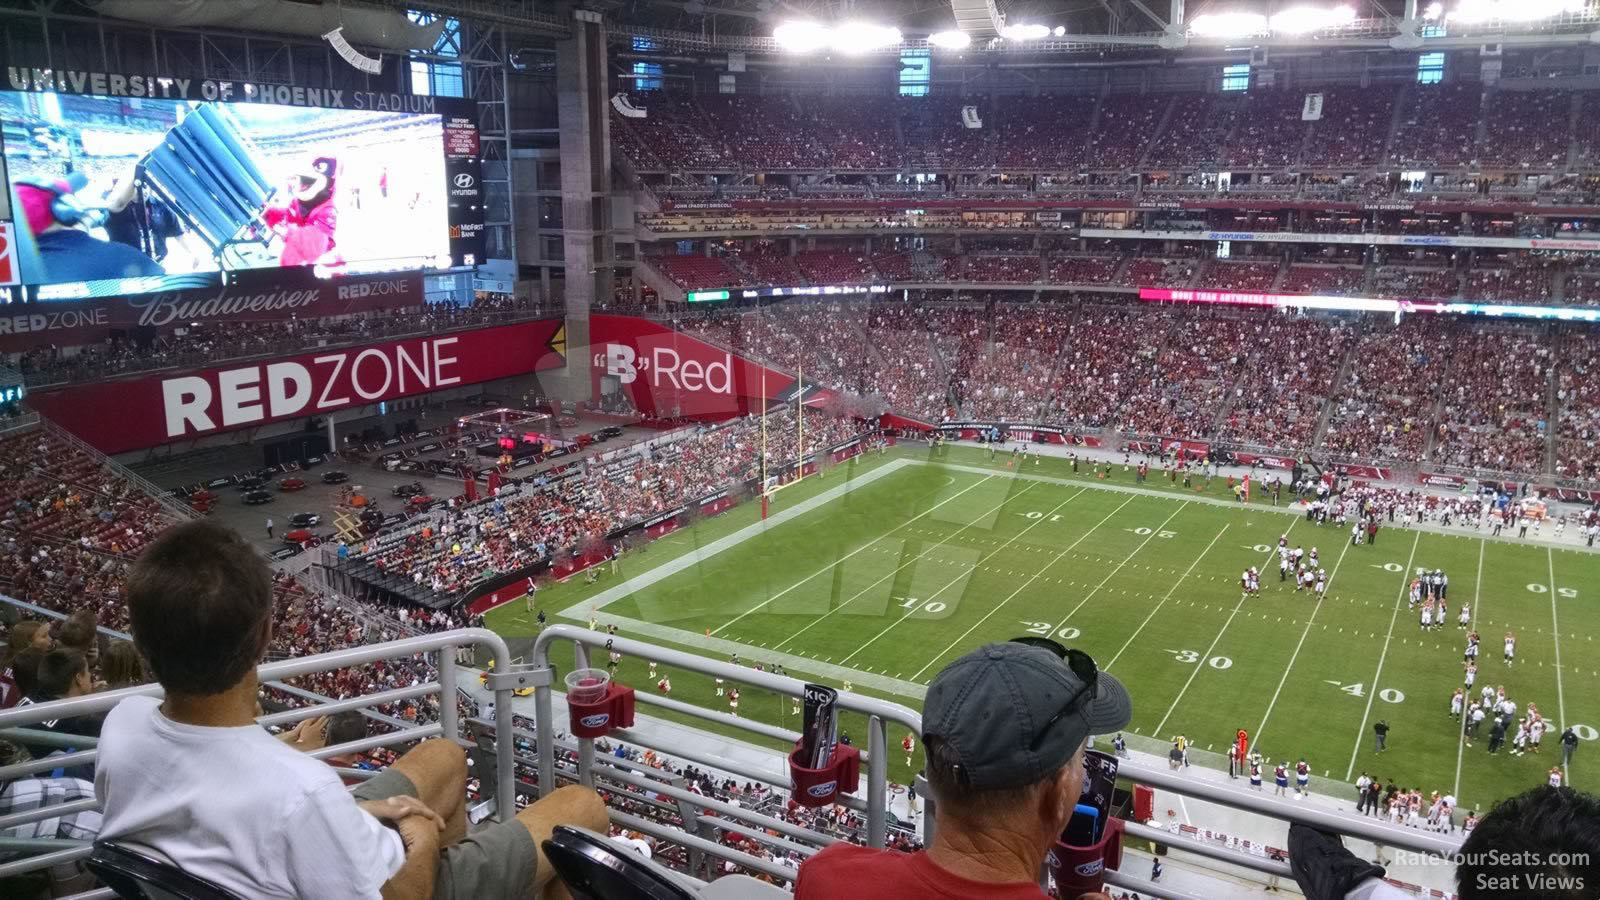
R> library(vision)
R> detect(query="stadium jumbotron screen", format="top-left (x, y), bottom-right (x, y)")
top-left (0, 88), bottom-right (479, 299)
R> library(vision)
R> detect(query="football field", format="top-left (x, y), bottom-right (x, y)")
top-left (487, 445), bottom-right (1600, 813)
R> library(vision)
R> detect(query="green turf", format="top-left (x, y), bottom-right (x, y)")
top-left (486, 445), bottom-right (1600, 811)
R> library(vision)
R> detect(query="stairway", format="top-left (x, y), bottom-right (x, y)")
top-left (1206, 364), bottom-right (1251, 439)
top-left (1032, 300), bottom-right (1081, 422)
top-left (1308, 324), bottom-right (1366, 451)
top-left (1545, 349), bottom-right (1560, 476)
top-left (1377, 83), bottom-right (1411, 166)
top-left (1564, 92), bottom-right (1585, 172)
top-left (1135, 95), bottom-right (1180, 169)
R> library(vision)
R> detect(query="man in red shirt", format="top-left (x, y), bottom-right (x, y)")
top-left (795, 640), bottom-right (1133, 900)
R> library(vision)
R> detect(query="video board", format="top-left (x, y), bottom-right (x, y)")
top-left (0, 67), bottom-right (484, 299)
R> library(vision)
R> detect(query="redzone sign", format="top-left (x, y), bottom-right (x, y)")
top-left (163, 338), bottom-right (464, 436)
top-left (30, 320), bottom-right (564, 454)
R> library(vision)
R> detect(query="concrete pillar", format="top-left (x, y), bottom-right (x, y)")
top-left (326, 411), bottom-right (337, 453)
top-left (557, 12), bottom-right (612, 399)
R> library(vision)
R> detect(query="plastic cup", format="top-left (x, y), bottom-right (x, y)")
top-left (565, 668), bottom-right (611, 704)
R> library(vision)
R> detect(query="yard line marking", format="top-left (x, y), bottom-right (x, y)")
top-left (771, 480), bottom-right (1047, 651)
top-left (711, 473), bottom-right (996, 636)
top-left (1452, 539), bottom-right (1485, 799)
top-left (1548, 546), bottom-right (1569, 776)
top-left (1344, 531), bottom-right (1423, 781)
top-left (1047, 502), bottom-right (1190, 638)
top-left (908, 494), bottom-right (1139, 680)
top-left (1102, 524), bottom-right (1229, 672)
top-left (837, 488), bottom-right (1091, 668)
top-left (1157, 518), bottom-right (1317, 739)
top-left (1247, 521), bottom-right (1357, 752)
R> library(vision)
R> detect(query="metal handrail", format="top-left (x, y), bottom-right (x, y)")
top-left (531, 624), bottom-right (922, 850)
top-left (0, 628), bottom-right (524, 882)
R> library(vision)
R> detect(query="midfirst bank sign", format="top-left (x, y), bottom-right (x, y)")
top-left (5, 67), bottom-right (439, 112)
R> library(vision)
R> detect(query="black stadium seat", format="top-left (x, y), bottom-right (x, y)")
top-left (85, 842), bottom-right (242, 900)
top-left (541, 827), bottom-right (790, 900)
top-left (542, 825), bottom-right (699, 900)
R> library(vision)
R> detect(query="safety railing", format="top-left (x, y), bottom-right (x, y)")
top-left (37, 418), bottom-right (197, 523)
top-left (530, 624), bottom-right (921, 851)
top-left (0, 618), bottom-right (1468, 898)
top-left (0, 628), bottom-right (532, 892)
top-left (517, 624), bottom-right (1461, 898)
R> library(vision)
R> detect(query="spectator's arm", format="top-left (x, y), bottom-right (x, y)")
top-left (277, 716), bottom-right (329, 752)
top-left (381, 815), bottom-right (442, 900)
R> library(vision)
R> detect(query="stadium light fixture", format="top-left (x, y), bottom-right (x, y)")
top-left (832, 22), bottom-right (903, 53)
top-left (1269, 4), bottom-right (1356, 33)
top-left (1000, 22), bottom-right (1051, 40)
top-left (774, 20), bottom-right (832, 52)
top-left (928, 29), bottom-right (972, 49)
top-left (1189, 12), bottom-right (1269, 37)
top-left (1423, 1), bottom-right (1444, 17)
top-left (1450, 0), bottom-right (1584, 22)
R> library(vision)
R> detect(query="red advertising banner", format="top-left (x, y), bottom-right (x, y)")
top-left (0, 272), bottom-right (426, 352)
top-left (1231, 452), bottom-right (1298, 470)
top-left (588, 314), bottom-right (797, 419)
top-left (30, 319), bottom-right (566, 454)
top-left (1338, 465), bottom-right (1393, 481)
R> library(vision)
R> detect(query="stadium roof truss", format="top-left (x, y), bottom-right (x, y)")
top-left (396, 0), bottom-right (1600, 56)
top-left (2, 0), bottom-right (1597, 66)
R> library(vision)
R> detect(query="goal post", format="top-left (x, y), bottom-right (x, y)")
top-left (758, 364), bottom-right (806, 521)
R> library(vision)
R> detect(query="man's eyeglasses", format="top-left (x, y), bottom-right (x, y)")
top-left (1011, 636), bottom-right (1099, 752)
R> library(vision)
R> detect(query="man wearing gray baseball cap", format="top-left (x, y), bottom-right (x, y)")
top-left (795, 637), bottom-right (1132, 900)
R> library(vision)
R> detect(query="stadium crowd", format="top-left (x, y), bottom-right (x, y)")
top-left (343, 409), bottom-right (863, 599)
top-left (615, 83), bottom-right (1596, 185)
top-left (13, 294), bottom-right (544, 386)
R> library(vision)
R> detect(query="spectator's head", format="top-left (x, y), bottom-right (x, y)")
top-left (100, 639), bottom-right (147, 690)
top-left (324, 711), bottom-right (370, 764)
top-left (125, 521), bottom-right (273, 697)
top-left (55, 610), bottom-right (97, 652)
top-left (921, 639), bottom-right (1131, 865)
top-left (35, 647), bottom-right (91, 700)
top-left (10, 646), bottom-right (45, 699)
top-left (5, 620), bottom-right (51, 659)
top-left (1457, 786), bottom-right (1600, 899)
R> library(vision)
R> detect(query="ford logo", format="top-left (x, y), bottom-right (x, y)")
top-left (579, 713), bottom-right (610, 728)
top-left (1074, 860), bottom-right (1104, 877)
top-left (453, 173), bottom-right (475, 189)
top-left (805, 781), bottom-right (837, 798)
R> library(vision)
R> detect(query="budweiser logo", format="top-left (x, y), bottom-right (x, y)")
top-left (128, 287), bottom-right (322, 328)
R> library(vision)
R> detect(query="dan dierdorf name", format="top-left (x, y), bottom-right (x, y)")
top-left (162, 338), bottom-right (459, 438)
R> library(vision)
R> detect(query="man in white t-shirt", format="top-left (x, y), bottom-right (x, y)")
top-left (99, 521), bottom-right (606, 899)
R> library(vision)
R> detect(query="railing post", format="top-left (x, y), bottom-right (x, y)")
top-left (534, 639), bottom-right (558, 799)
top-left (438, 648), bottom-right (458, 742)
top-left (489, 645), bottom-right (517, 820)
top-left (575, 642), bottom-right (596, 789)
top-left (867, 714), bottom-right (887, 848)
